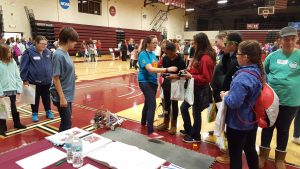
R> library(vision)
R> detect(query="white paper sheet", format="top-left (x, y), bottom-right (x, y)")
top-left (16, 147), bottom-right (65, 169)
top-left (81, 133), bottom-right (112, 156)
top-left (46, 127), bottom-right (90, 146)
top-left (87, 141), bottom-right (166, 169)
top-left (80, 164), bottom-right (99, 169)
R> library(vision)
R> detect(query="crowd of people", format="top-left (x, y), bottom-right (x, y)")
top-left (0, 26), bottom-right (300, 169)
top-left (0, 27), bottom-right (78, 134)
top-left (78, 39), bottom-right (102, 62)
top-left (137, 26), bottom-right (300, 169)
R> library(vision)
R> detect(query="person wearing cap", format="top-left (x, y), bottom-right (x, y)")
top-left (259, 26), bottom-right (300, 169)
top-left (215, 31), bottom-right (243, 165)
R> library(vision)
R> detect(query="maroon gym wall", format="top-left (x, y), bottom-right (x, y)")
top-left (36, 20), bottom-right (161, 55)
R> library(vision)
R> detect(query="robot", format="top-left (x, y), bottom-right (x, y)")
top-left (92, 106), bottom-right (124, 130)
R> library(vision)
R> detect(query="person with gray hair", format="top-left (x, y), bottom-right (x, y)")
top-left (259, 26), bottom-right (300, 169)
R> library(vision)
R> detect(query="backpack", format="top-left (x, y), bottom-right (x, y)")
top-left (237, 70), bottom-right (279, 128)
top-left (13, 44), bottom-right (22, 56)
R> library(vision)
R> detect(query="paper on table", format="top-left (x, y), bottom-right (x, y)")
top-left (16, 147), bottom-right (65, 169)
top-left (81, 133), bottom-right (112, 156)
top-left (80, 164), bottom-right (99, 169)
top-left (46, 127), bottom-right (90, 146)
top-left (87, 141), bottom-right (166, 169)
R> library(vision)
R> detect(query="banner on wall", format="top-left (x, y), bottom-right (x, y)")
top-left (247, 23), bottom-right (259, 30)
top-left (59, 0), bottom-right (70, 9)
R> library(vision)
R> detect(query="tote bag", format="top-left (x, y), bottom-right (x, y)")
top-left (170, 79), bottom-right (185, 101)
top-left (20, 84), bottom-right (36, 104)
top-left (0, 97), bottom-right (11, 120)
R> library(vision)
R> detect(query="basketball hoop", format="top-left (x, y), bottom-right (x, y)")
top-left (262, 10), bottom-right (269, 19)
top-left (258, 6), bottom-right (274, 19)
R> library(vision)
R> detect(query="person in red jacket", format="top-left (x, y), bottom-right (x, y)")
top-left (180, 32), bottom-right (216, 143)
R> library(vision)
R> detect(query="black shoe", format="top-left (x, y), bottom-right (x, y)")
top-left (0, 128), bottom-right (6, 136)
top-left (183, 135), bottom-right (201, 143)
top-left (14, 123), bottom-right (27, 129)
top-left (180, 130), bottom-right (188, 136)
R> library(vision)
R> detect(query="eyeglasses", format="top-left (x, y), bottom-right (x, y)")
top-left (39, 42), bottom-right (48, 46)
top-left (236, 53), bottom-right (245, 55)
top-left (224, 41), bottom-right (238, 46)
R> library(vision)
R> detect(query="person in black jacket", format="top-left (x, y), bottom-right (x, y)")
top-left (221, 32), bottom-right (243, 91)
top-left (209, 32), bottom-right (243, 164)
top-left (121, 40), bottom-right (128, 61)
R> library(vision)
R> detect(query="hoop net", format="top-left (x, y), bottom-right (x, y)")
top-left (262, 10), bottom-right (269, 19)
top-left (263, 13), bottom-right (268, 18)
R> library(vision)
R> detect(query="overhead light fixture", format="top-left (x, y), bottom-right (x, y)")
top-left (217, 0), bottom-right (228, 4)
top-left (185, 8), bottom-right (194, 12)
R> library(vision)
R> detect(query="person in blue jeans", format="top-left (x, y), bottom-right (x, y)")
top-left (138, 35), bottom-right (177, 140)
top-left (50, 27), bottom-right (78, 132)
top-left (180, 32), bottom-right (216, 143)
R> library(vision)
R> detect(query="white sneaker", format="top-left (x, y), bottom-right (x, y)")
top-left (292, 137), bottom-right (300, 145)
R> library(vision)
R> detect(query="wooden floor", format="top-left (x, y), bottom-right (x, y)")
top-left (0, 55), bottom-right (299, 169)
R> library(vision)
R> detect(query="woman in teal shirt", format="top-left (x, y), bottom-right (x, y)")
top-left (0, 44), bottom-right (26, 136)
top-left (138, 35), bottom-right (177, 140)
top-left (259, 27), bottom-right (300, 169)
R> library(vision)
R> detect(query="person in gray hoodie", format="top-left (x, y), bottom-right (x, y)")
top-left (20, 36), bottom-right (54, 122)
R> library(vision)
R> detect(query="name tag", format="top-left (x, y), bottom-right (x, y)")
top-left (277, 59), bottom-right (288, 65)
top-left (33, 56), bottom-right (41, 60)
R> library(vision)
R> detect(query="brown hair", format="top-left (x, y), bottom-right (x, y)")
top-left (59, 27), bottom-right (79, 45)
top-left (0, 44), bottom-right (12, 63)
top-left (35, 35), bottom-right (47, 44)
top-left (238, 40), bottom-right (266, 83)
top-left (215, 31), bottom-right (227, 40)
top-left (141, 35), bottom-right (157, 51)
top-left (193, 32), bottom-right (216, 62)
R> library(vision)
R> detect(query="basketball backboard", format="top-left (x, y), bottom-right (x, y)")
top-left (258, 6), bottom-right (275, 19)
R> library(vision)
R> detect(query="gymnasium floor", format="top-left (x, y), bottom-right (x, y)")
top-left (0, 55), bottom-right (299, 169)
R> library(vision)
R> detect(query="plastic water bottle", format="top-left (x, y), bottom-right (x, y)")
top-left (65, 133), bottom-right (74, 163)
top-left (72, 136), bottom-right (83, 168)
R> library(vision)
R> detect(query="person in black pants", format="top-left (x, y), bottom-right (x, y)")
top-left (180, 32), bottom-right (216, 143)
top-left (20, 36), bottom-right (54, 122)
top-left (156, 42), bottom-right (186, 135)
top-left (259, 27), bottom-right (300, 169)
top-left (0, 44), bottom-right (26, 136)
top-left (121, 40), bottom-right (128, 61)
top-left (221, 40), bottom-right (264, 169)
top-left (51, 27), bottom-right (79, 132)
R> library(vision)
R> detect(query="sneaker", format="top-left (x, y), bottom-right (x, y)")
top-left (183, 135), bottom-right (201, 143)
top-left (46, 110), bottom-right (54, 119)
top-left (32, 113), bottom-right (39, 122)
top-left (180, 130), bottom-right (188, 136)
top-left (292, 137), bottom-right (300, 145)
top-left (147, 132), bottom-right (164, 140)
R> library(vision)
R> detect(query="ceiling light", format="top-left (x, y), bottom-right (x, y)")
top-left (217, 0), bottom-right (228, 4)
top-left (185, 8), bottom-right (194, 12)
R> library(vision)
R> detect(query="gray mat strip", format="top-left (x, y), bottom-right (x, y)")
top-left (101, 128), bottom-right (215, 169)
